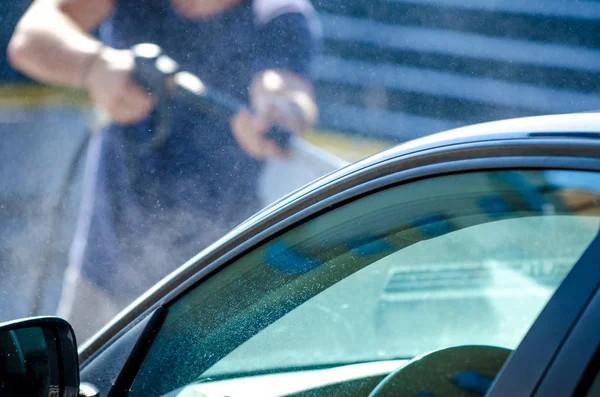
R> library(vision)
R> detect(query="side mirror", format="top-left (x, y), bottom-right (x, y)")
top-left (0, 317), bottom-right (79, 397)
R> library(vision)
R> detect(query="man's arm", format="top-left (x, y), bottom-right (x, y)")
top-left (8, 0), bottom-right (154, 124)
top-left (250, 69), bottom-right (318, 135)
top-left (232, 69), bottom-right (317, 159)
top-left (231, 7), bottom-right (321, 159)
top-left (8, 0), bottom-right (114, 88)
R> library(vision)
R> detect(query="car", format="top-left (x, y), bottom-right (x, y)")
top-left (2, 112), bottom-right (600, 397)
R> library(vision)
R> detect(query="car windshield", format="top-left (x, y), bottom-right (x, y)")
top-left (129, 169), bottom-right (600, 397)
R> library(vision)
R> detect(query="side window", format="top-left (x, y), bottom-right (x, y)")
top-left (129, 169), bottom-right (600, 397)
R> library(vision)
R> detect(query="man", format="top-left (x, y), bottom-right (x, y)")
top-left (8, 0), bottom-right (320, 338)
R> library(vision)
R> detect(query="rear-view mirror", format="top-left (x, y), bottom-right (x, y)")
top-left (0, 317), bottom-right (79, 397)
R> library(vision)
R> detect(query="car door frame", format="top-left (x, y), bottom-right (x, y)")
top-left (78, 133), bottom-right (600, 397)
top-left (487, 231), bottom-right (600, 397)
top-left (533, 281), bottom-right (600, 397)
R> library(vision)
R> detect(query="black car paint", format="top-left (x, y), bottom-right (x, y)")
top-left (535, 283), bottom-right (600, 396)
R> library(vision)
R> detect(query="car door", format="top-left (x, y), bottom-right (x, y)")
top-left (491, 238), bottom-right (600, 397)
top-left (77, 130), bottom-right (600, 397)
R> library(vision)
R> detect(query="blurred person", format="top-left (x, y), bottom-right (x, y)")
top-left (8, 0), bottom-right (320, 339)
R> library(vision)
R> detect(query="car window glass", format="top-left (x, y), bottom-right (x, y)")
top-left (129, 169), bottom-right (600, 397)
top-left (204, 216), bottom-right (593, 376)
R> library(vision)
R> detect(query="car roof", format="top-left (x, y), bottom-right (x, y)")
top-left (243, 112), bottom-right (600, 226)
top-left (79, 112), bottom-right (600, 359)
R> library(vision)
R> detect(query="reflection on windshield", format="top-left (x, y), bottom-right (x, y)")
top-left (129, 170), bottom-right (600, 397)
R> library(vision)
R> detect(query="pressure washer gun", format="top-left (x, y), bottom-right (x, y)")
top-left (130, 43), bottom-right (293, 150)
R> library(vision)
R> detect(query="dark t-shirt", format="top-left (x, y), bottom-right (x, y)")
top-left (73, 0), bottom-right (321, 301)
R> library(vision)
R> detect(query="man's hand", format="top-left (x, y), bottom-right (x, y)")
top-left (86, 47), bottom-right (155, 125)
top-left (231, 69), bottom-right (318, 160)
top-left (230, 108), bottom-right (288, 159)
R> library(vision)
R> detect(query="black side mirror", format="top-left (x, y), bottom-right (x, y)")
top-left (0, 317), bottom-right (79, 397)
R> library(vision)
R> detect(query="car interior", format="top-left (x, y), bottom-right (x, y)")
top-left (123, 169), bottom-right (600, 397)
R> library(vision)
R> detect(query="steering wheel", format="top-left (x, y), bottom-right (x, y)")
top-left (369, 345), bottom-right (511, 397)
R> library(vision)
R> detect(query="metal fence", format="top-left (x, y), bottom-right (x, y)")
top-left (312, 0), bottom-right (600, 141)
top-left (3, 1), bottom-right (599, 142)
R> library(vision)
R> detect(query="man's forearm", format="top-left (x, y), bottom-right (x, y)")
top-left (8, 1), bottom-right (109, 89)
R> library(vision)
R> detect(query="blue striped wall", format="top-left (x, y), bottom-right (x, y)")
top-left (312, 0), bottom-right (600, 141)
